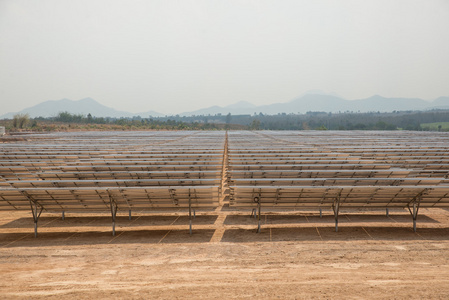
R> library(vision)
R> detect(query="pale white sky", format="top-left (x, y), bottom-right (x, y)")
top-left (1, 0), bottom-right (448, 115)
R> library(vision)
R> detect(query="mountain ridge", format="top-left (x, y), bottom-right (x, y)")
top-left (1, 94), bottom-right (448, 119)
top-left (1, 98), bottom-right (163, 119)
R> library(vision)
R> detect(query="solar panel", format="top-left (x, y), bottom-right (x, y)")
top-left (226, 130), bottom-right (449, 232)
top-left (0, 131), bottom-right (225, 236)
top-left (2, 130), bottom-right (449, 238)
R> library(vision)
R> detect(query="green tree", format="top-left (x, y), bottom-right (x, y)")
top-left (317, 125), bottom-right (328, 130)
top-left (250, 119), bottom-right (260, 130)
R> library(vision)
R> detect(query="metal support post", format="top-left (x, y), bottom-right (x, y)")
top-left (407, 191), bottom-right (424, 233)
top-left (62, 210), bottom-right (65, 220)
top-left (111, 205), bottom-right (117, 236)
top-left (386, 208), bottom-right (389, 217)
top-left (188, 189), bottom-right (192, 235)
top-left (413, 202), bottom-right (417, 232)
top-left (251, 208), bottom-right (257, 218)
top-left (21, 190), bottom-right (43, 238)
top-left (407, 201), bottom-right (420, 232)
top-left (29, 200), bottom-right (43, 238)
top-left (258, 200), bottom-right (261, 233)
top-left (319, 208), bottom-right (322, 218)
top-left (129, 210), bottom-right (132, 220)
top-left (254, 196), bottom-right (261, 233)
top-left (332, 198), bottom-right (340, 232)
top-left (108, 190), bottom-right (118, 236)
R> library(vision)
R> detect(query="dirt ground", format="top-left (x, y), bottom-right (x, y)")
top-left (1, 208), bottom-right (449, 299)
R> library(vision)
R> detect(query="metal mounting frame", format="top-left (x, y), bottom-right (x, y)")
top-left (107, 189), bottom-right (118, 236)
top-left (188, 188), bottom-right (193, 235)
top-left (29, 199), bottom-right (43, 238)
top-left (20, 190), bottom-right (43, 238)
top-left (407, 190), bottom-right (425, 232)
top-left (254, 189), bottom-right (262, 233)
top-left (332, 190), bottom-right (342, 232)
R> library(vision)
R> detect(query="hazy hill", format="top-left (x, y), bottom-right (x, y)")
top-left (348, 95), bottom-right (429, 112)
top-left (431, 96), bottom-right (449, 109)
top-left (2, 94), bottom-right (448, 119)
top-left (181, 101), bottom-right (257, 116)
top-left (0, 98), bottom-right (163, 119)
top-left (181, 94), bottom-right (439, 116)
top-left (133, 110), bottom-right (165, 118)
top-left (255, 94), bottom-right (349, 114)
top-left (253, 94), bottom-right (437, 114)
top-left (181, 93), bottom-right (436, 116)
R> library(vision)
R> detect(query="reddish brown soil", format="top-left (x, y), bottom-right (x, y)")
top-left (1, 209), bottom-right (449, 299)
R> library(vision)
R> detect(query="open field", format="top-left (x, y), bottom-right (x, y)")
top-left (1, 208), bottom-right (449, 299)
top-left (1, 130), bottom-right (449, 298)
top-left (421, 122), bottom-right (449, 131)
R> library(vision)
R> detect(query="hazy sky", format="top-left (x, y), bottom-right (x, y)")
top-left (1, 0), bottom-right (448, 115)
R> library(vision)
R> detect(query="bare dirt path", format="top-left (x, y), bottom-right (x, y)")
top-left (1, 209), bottom-right (449, 299)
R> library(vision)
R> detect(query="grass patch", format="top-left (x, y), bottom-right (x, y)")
top-left (421, 122), bottom-right (449, 131)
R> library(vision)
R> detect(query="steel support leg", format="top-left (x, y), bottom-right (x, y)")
top-left (413, 205), bottom-right (417, 232)
top-left (407, 199), bottom-right (421, 233)
top-left (189, 189), bottom-right (192, 235)
top-left (251, 208), bottom-right (257, 218)
top-left (112, 207), bottom-right (117, 236)
top-left (255, 197), bottom-right (261, 233)
top-left (386, 208), bottom-right (389, 217)
top-left (332, 200), bottom-right (340, 232)
top-left (34, 222), bottom-right (38, 238)
top-left (29, 200), bottom-right (43, 238)
top-left (129, 210), bottom-right (132, 220)
top-left (410, 202), bottom-right (418, 232)
top-left (407, 191), bottom-right (425, 232)
top-left (62, 211), bottom-right (65, 220)
top-left (320, 208), bottom-right (322, 218)
top-left (109, 197), bottom-right (118, 236)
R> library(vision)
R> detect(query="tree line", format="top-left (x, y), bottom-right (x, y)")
top-left (150, 110), bottom-right (449, 131)
top-left (2, 109), bottom-right (449, 132)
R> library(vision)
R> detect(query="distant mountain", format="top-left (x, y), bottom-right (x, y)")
top-left (181, 101), bottom-right (257, 116)
top-left (255, 94), bottom-right (349, 114)
top-left (348, 95), bottom-right (429, 112)
top-left (179, 94), bottom-right (443, 116)
top-left (179, 94), bottom-right (437, 116)
top-left (431, 96), bottom-right (449, 109)
top-left (2, 94), bottom-right (448, 119)
top-left (0, 98), bottom-right (163, 119)
top-left (135, 110), bottom-right (165, 118)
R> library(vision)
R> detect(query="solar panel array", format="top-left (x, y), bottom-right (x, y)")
top-left (0, 131), bottom-right (224, 235)
top-left (227, 131), bottom-right (449, 231)
top-left (1, 130), bottom-right (449, 236)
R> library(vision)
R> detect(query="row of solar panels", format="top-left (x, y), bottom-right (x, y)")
top-left (0, 132), bottom-right (226, 217)
top-left (2, 185), bottom-right (448, 214)
top-left (230, 186), bottom-right (449, 208)
top-left (0, 186), bottom-right (220, 211)
top-left (226, 131), bottom-right (449, 211)
top-left (2, 131), bottom-right (449, 226)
